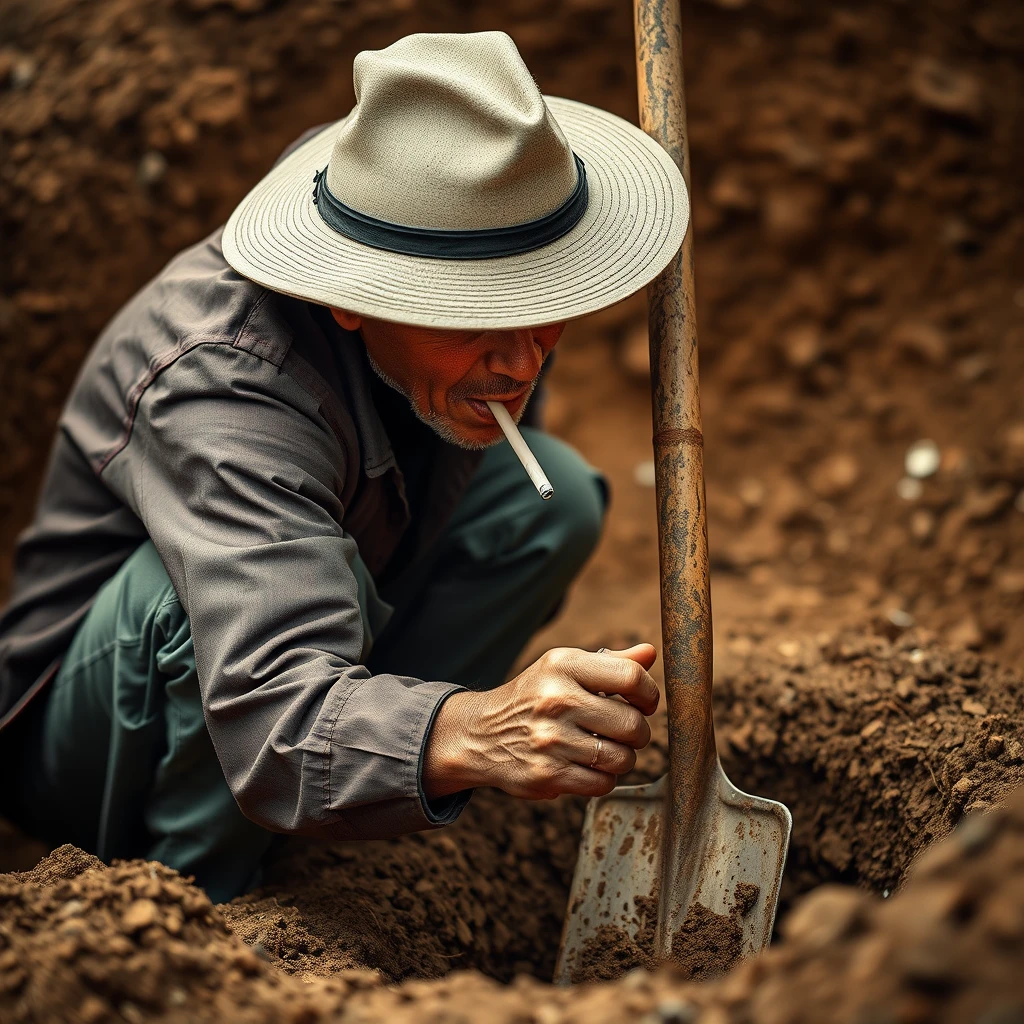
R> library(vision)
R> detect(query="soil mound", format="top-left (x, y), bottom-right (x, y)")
top-left (0, 845), bottom-right (373, 1023)
top-left (223, 787), bottom-right (585, 984)
top-left (260, 788), bottom-right (1024, 1023)
top-left (714, 626), bottom-right (1024, 902)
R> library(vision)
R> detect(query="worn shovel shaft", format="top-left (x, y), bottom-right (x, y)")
top-left (634, 0), bottom-right (717, 844)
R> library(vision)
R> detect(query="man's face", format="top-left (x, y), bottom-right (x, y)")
top-left (330, 309), bottom-right (565, 450)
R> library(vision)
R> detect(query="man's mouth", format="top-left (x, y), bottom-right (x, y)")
top-left (464, 392), bottom-right (528, 423)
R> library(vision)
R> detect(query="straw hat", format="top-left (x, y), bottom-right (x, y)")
top-left (223, 31), bottom-right (688, 330)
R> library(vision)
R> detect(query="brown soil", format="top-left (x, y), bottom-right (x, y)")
top-left (221, 789), bottom-right (585, 984)
top-left (4, 787), bottom-right (1024, 1023)
top-left (3, 0), bottom-right (1024, 1019)
top-left (715, 627), bottom-right (1024, 907)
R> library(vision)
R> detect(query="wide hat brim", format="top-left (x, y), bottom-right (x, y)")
top-left (222, 96), bottom-right (689, 330)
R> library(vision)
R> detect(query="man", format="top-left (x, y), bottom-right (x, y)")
top-left (0, 32), bottom-right (688, 901)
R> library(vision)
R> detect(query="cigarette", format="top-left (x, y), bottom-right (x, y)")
top-left (486, 401), bottom-right (554, 500)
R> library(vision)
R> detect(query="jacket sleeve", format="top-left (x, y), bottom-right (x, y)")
top-left (105, 341), bottom-right (470, 839)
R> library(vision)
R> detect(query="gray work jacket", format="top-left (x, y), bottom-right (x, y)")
top-left (0, 169), bottom-right (537, 838)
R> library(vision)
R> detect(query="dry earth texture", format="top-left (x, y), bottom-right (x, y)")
top-left (2, 0), bottom-right (1024, 1020)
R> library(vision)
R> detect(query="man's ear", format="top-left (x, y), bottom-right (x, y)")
top-left (330, 308), bottom-right (362, 332)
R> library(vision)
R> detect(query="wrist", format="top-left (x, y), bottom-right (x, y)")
top-left (422, 689), bottom-right (487, 799)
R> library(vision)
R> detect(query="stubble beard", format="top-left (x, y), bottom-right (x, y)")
top-left (365, 352), bottom-right (539, 452)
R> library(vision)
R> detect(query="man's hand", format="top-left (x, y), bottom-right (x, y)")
top-left (423, 644), bottom-right (659, 801)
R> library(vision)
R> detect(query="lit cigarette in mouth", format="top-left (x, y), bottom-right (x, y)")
top-left (486, 401), bottom-right (554, 500)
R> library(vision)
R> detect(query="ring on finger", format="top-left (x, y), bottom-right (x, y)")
top-left (589, 737), bottom-right (603, 770)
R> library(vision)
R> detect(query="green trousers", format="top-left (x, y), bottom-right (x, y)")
top-left (8, 430), bottom-right (605, 902)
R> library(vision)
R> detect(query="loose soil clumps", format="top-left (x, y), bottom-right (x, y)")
top-left (222, 787), bottom-right (585, 984)
top-left (0, 845), bottom-right (371, 1023)
top-left (715, 626), bottom-right (1024, 902)
top-left (3, 627), bottom-right (1024, 1021)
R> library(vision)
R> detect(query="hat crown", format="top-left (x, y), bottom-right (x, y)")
top-left (325, 32), bottom-right (579, 231)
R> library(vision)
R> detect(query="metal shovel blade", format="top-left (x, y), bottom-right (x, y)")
top-left (554, 762), bottom-right (791, 983)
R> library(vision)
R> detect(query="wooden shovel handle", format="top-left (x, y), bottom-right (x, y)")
top-left (633, 1), bottom-right (717, 809)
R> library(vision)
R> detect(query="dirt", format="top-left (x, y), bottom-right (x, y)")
top-left (221, 790), bottom-right (585, 984)
top-left (568, 891), bottom-right (659, 983)
top-left (2, 0), bottom-right (1024, 1019)
top-left (715, 627), bottom-right (1024, 907)
top-left (4, 788), bottom-right (1024, 1023)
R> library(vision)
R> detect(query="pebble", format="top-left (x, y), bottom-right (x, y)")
top-left (10, 56), bottom-right (37, 89)
top-left (885, 608), bottom-right (914, 630)
top-left (909, 57), bottom-right (983, 122)
top-left (633, 460), bottom-right (656, 488)
top-left (136, 150), bottom-right (168, 187)
top-left (896, 476), bottom-right (923, 501)
top-left (961, 698), bottom-right (988, 717)
top-left (810, 452), bottom-right (860, 499)
top-left (737, 476), bottom-right (765, 508)
top-left (904, 439), bottom-right (941, 479)
top-left (121, 898), bottom-right (159, 933)
top-left (909, 509), bottom-right (935, 542)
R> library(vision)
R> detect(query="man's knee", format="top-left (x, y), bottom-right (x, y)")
top-left (521, 430), bottom-right (607, 571)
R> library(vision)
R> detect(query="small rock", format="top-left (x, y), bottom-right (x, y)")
top-left (121, 898), bottom-right (159, 933)
top-left (962, 483), bottom-right (1013, 521)
top-left (633, 460), bottom-right (656, 488)
top-left (995, 569), bottom-right (1024, 597)
top-left (737, 477), bottom-right (765, 509)
top-left (895, 675), bottom-right (916, 700)
top-left (909, 57), bottom-right (983, 122)
top-left (10, 56), bottom-right (37, 89)
top-left (780, 323), bottom-right (821, 369)
top-left (985, 734), bottom-right (1005, 758)
top-left (860, 719), bottom-right (885, 739)
top-left (961, 698), bottom-right (988, 717)
top-left (950, 776), bottom-right (975, 802)
top-left (810, 452), bottom-right (860, 499)
top-left (896, 477), bottom-right (923, 501)
top-left (56, 899), bottom-right (87, 920)
top-left (948, 615), bottom-right (983, 650)
top-left (905, 439), bottom-right (941, 479)
top-left (891, 322), bottom-right (948, 365)
top-left (956, 354), bottom-right (991, 382)
top-left (655, 999), bottom-right (698, 1024)
top-left (136, 150), bottom-right (168, 187)
top-left (885, 608), bottom-right (914, 630)
top-left (909, 509), bottom-right (935, 542)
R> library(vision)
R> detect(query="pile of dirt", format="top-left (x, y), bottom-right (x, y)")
top-left (222, 791), bottom-right (585, 984)
top-left (713, 626), bottom-right (1024, 904)
top-left (0, 845), bottom-right (375, 1024)
top-left (339, 787), bottom-right (1024, 1024)
top-left (11, 786), bottom-right (1019, 1023)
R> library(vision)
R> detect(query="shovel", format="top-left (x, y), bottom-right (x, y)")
top-left (554, 0), bottom-right (792, 984)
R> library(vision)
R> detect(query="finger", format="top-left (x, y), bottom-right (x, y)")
top-left (567, 652), bottom-right (660, 715)
top-left (546, 764), bottom-right (619, 799)
top-left (572, 696), bottom-right (652, 749)
top-left (600, 643), bottom-right (658, 671)
top-left (564, 730), bottom-right (637, 776)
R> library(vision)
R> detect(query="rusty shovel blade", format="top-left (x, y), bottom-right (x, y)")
top-left (554, 763), bottom-right (791, 983)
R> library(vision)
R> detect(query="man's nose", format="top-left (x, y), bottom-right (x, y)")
top-left (484, 332), bottom-right (544, 383)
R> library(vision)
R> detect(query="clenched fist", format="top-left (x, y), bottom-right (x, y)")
top-left (423, 644), bottom-right (660, 801)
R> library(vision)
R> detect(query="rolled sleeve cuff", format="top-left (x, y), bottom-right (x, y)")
top-left (417, 685), bottom-right (474, 825)
top-left (323, 675), bottom-right (473, 840)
